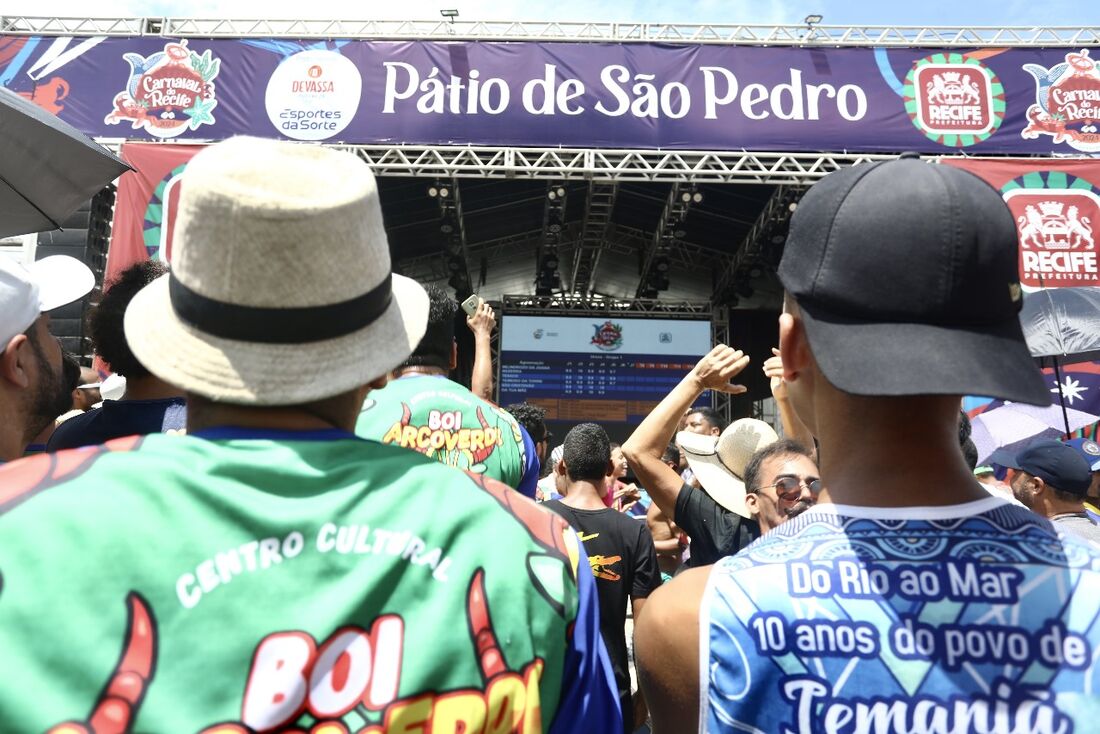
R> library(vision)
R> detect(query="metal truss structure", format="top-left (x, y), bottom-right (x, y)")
top-left (340, 146), bottom-right (898, 185)
top-left (397, 222), bottom-right (730, 286)
top-left (636, 183), bottom-right (704, 298)
top-left (713, 184), bottom-right (804, 301)
top-left (502, 293), bottom-right (714, 316)
top-left (91, 140), bottom-right (900, 185)
top-left (4, 17), bottom-right (1099, 47)
top-left (536, 182), bottom-right (568, 293)
top-left (710, 306), bottom-right (733, 425)
top-left (570, 182), bottom-right (617, 296)
top-left (431, 178), bottom-right (473, 295)
top-left (752, 397), bottom-right (779, 431)
top-left (398, 226), bottom-right (571, 284)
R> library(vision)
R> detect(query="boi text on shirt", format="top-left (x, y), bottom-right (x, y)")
top-left (0, 430), bottom-right (619, 733)
top-left (356, 375), bottom-right (535, 496)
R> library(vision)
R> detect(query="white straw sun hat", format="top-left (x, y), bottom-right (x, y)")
top-left (678, 418), bottom-right (779, 518)
top-left (124, 137), bottom-right (428, 405)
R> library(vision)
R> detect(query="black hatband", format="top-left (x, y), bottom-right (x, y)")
top-left (169, 274), bottom-right (392, 344)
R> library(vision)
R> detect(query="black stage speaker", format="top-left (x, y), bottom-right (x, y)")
top-left (37, 185), bottom-right (116, 361)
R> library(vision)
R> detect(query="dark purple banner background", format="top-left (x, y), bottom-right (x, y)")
top-left (1, 35), bottom-right (1098, 153)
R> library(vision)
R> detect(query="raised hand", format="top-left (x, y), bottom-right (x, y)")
top-left (466, 299), bottom-right (496, 338)
top-left (763, 347), bottom-right (787, 401)
top-left (689, 344), bottom-right (749, 395)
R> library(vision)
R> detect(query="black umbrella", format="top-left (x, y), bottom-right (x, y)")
top-left (1020, 286), bottom-right (1100, 435)
top-left (0, 86), bottom-right (131, 239)
top-left (1022, 287), bottom-right (1100, 364)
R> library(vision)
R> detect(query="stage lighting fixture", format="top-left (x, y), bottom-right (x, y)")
top-left (449, 275), bottom-right (472, 300)
top-left (788, 201), bottom-right (799, 213)
top-left (536, 270), bottom-right (561, 295)
top-left (447, 256), bottom-right (463, 273)
top-left (428, 185), bottom-right (439, 198)
top-left (749, 266), bottom-right (764, 278)
top-left (548, 185), bottom-right (567, 201)
top-left (440, 9), bottom-right (459, 19)
top-left (640, 285), bottom-right (659, 299)
top-left (805, 14), bottom-right (823, 25)
top-left (654, 257), bottom-right (670, 273)
top-left (692, 191), bottom-right (703, 204)
top-left (673, 228), bottom-right (687, 239)
top-left (440, 222), bottom-right (454, 234)
top-left (771, 234), bottom-right (786, 245)
top-left (680, 191), bottom-right (692, 203)
top-left (543, 252), bottom-right (560, 270)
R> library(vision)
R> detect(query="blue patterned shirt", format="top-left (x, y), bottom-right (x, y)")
top-left (704, 497), bottom-right (1100, 734)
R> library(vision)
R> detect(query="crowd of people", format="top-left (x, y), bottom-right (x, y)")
top-left (1, 137), bottom-right (1099, 732)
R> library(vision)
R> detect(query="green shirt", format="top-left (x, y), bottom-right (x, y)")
top-left (0, 429), bottom-right (619, 732)
top-left (356, 375), bottom-right (528, 490)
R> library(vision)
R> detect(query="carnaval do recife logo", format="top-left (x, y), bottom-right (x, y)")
top-left (591, 321), bottom-right (623, 351)
top-left (1022, 49), bottom-right (1100, 153)
top-left (105, 40), bottom-right (220, 139)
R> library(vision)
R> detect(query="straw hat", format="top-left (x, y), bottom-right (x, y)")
top-left (124, 137), bottom-right (428, 405)
top-left (678, 418), bottom-right (779, 518)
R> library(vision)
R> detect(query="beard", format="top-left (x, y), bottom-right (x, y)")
top-left (1009, 473), bottom-right (1035, 510)
top-left (22, 341), bottom-right (79, 442)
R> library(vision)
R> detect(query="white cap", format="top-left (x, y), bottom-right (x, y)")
top-left (0, 255), bottom-right (95, 347)
top-left (99, 373), bottom-right (127, 401)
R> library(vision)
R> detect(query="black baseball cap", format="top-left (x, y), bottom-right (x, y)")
top-left (778, 154), bottom-right (1050, 405)
top-left (990, 439), bottom-right (1092, 495)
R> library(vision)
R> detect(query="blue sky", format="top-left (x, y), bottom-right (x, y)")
top-left (9, 0), bottom-right (1095, 26)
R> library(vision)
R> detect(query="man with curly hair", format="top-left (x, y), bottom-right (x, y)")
top-left (506, 400), bottom-right (551, 471)
top-left (47, 260), bottom-right (186, 450)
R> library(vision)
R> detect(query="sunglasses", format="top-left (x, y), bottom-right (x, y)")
top-left (754, 476), bottom-right (823, 501)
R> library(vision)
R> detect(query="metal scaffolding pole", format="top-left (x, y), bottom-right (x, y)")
top-left (3, 16), bottom-right (1097, 46)
top-left (570, 181), bottom-right (617, 296)
top-left (713, 184), bottom-right (804, 301)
